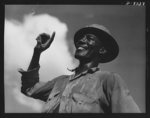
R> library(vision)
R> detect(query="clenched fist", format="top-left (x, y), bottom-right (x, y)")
top-left (35, 32), bottom-right (55, 53)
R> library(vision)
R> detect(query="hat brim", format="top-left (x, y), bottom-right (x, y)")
top-left (74, 27), bottom-right (119, 63)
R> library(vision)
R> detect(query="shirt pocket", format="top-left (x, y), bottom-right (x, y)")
top-left (72, 93), bottom-right (97, 104)
top-left (72, 93), bottom-right (100, 112)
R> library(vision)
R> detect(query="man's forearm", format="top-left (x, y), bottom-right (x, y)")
top-left (27, 48), bottom-right (41, 71)
top-left (27, 32), bottom-right (55, 71)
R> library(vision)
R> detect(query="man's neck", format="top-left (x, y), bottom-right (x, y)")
top-left (75, 58), bottom-right (99, 76)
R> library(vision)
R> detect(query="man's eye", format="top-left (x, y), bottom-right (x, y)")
top-left (87, 36), bottom-right (94, 40)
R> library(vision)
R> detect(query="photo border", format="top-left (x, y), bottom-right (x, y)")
top-left (1, 0), bottom-right (149, 118)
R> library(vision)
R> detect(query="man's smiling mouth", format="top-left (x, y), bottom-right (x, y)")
top-left (78, 47), bottom-right (85, 50)
top-left (77, 45), bottom-right (88, 51)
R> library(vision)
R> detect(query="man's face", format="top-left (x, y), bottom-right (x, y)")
top-left (74, 34), bottom-right (102, 61)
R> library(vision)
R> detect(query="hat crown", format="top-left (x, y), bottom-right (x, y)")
top-left (87, 24), bottom-right (111, 35)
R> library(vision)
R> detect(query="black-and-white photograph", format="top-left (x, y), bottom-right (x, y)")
top-left (4, 5), bottom-right (145, 113)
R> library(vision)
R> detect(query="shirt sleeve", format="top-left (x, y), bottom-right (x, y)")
top-left (18, 66), bottom-right (58, 102)
top-left (110, 73), bottom-right (141, 113)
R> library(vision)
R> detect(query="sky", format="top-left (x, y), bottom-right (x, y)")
top-left (4, 5), bottom-right (145, 113)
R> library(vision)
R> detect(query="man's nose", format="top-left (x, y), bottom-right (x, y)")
top-left (80, 36), bottom-right (87, 42)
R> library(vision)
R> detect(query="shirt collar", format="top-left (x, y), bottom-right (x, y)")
top-left (69, 66), bottom-right (100, 81)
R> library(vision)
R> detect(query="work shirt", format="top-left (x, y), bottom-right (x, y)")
top-left (19, 66), bottom-right (140, 113)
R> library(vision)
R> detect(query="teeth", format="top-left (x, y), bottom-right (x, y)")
top-left (78, 47), bottom-right (84, 50)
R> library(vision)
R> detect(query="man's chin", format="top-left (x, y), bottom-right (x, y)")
top-left (75, 54), bottom-right (84, 60)
top-left (74, 53), bottom-right (89, 61)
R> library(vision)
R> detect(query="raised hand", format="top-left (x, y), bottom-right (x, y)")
top-left (35, 32), bottom-right (55, 53)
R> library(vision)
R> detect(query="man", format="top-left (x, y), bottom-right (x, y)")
top-left (19, 24), bottom-right (140, 113)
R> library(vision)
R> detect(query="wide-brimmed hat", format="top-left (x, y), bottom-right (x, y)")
top-left (74, 24), bottom-right (119, 63)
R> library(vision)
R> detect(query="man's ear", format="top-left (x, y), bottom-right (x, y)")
top-left (99, 47), bottom-right (107, 54)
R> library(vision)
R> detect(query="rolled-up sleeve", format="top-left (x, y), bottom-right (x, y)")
top-left (18, 66), bottom-right (57, 102)
top-left (111, 73), bottom-right (141, 113)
